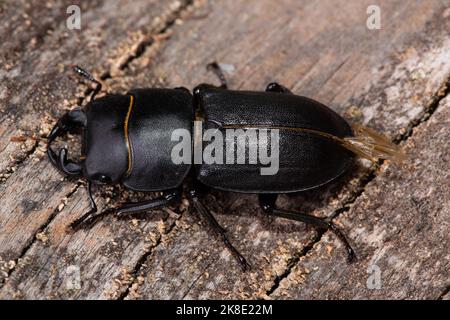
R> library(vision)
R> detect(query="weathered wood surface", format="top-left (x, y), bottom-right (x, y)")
top-left (0, 0), bottom-right (449, 299)
top-left (273, 96), bottom-right (450, 300)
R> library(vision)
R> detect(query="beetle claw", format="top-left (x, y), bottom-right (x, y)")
top-left (239, 257), bottom-right (252, 272)
top-left (328, 223), bottom-right (356, 264)
top-left (346, 248), bottom-right (356, 264)
top-left (68, 216), bottom-right (91, 232)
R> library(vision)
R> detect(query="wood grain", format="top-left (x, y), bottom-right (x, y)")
top-left (272, 97), bottom-right (450, 299)
top-left (0, 0), bottom-right (194, 288)
top-left (0, 0), bottom-right (449, 299)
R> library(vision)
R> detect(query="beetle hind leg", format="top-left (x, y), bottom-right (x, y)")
top-left (188, 188), bottom-right (251, 271)
top-left (259, 194), bottom-right (355, 263)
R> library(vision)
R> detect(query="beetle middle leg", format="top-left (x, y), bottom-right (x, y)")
top-left (259, 194), bottom-right (355, 263)
top-left (188, 187), bottom-right (251, 271)
top-left (69, 189), bottom-right (181, 230)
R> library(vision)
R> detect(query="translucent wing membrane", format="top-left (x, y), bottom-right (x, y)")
top-left (340, 125), bottom-right (405, 163)
top-left (218, 123), bottom-right (404, 163)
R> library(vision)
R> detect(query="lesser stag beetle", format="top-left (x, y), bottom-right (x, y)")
top-left (47, 63), bottom-right (402, 270)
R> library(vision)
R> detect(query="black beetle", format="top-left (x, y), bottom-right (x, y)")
top-left (47, 63), bottom-right (402, 270)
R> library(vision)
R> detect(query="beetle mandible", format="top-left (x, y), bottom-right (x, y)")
top-left (47, 63), bottom-right (402, 270)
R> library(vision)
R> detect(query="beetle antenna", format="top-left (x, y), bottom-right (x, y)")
top-left (72, 65), bottom-right (103, 101)
top-left (207, 62), bottom-right (228, 89)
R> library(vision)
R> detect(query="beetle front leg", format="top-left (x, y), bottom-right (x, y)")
top-left (69, 181), bottom-right (98, 230)
top-left (69, 188), bottom-right (181, 230)
top-left (259, 194), bottom-right (356, 263)
top-left (188, 188), bottom-right (251, 271)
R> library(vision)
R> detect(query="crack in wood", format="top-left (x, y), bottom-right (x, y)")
top-left (113, 0), bottom-right (195, 74)
top-left (180, 258), bottom-right (215, 300)
top-left (264, 165), bottom-right (380, 296)
top-left (394, 73), bottom-right (450, 144)
top-left (119, 209), bottom-right (185, 300)
top-left (0, 182), bottom-right (81, 288)
top-left (265, 231), bottom-right (322, 296)
top-left (3, 0), bottom-right (448, 299)
top-left (0, 0), bottom-right (203, 299)
top-left (1, 0), bottom-right (196, 187)
top-left (0, 139), bottom-right (39, 187)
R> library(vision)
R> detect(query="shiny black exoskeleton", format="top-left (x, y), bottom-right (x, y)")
top-left (48, 64), bottom-right (400, 270)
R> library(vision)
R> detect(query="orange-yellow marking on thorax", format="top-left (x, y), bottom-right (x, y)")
top-left (124, 95), bottom-right (134, 176)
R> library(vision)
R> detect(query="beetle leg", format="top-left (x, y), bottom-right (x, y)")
top-left (69, 181), bottom-right (98, 230)
top-left (115, 189), bottom-right (181, 217)
top-left (69, 189), bottom-right (181, 230)
top-left (259, 194), bottom-right (356, 263)
top-left (265, 82), bottom-right (293, 94)
top-left (188, 188), bottom-right (251, 271)
top-left (206, 61), bottom-right (228, 89)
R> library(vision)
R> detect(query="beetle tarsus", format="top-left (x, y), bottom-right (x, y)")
top-left (115, 190), bottom-right (181, 217)
top-left (259, 194), bottom-right (356, 263)
top-left (218, 231), bottom-right (251, 271)
top-left (328, 223), bottom-right (356, 263)
top-left (69, 209), bottom-right (106, 231)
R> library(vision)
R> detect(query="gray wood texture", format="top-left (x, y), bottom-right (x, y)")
top-left (0, 0), bottom-right (449, 299)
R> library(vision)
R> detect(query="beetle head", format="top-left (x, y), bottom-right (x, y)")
top-left (47, 95), bottom-right (130, 185)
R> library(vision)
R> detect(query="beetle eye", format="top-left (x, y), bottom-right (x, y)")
top-left (92, 174), bottom-right (111, 184)
top-left (100, 175), bottom-right (110, 183)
